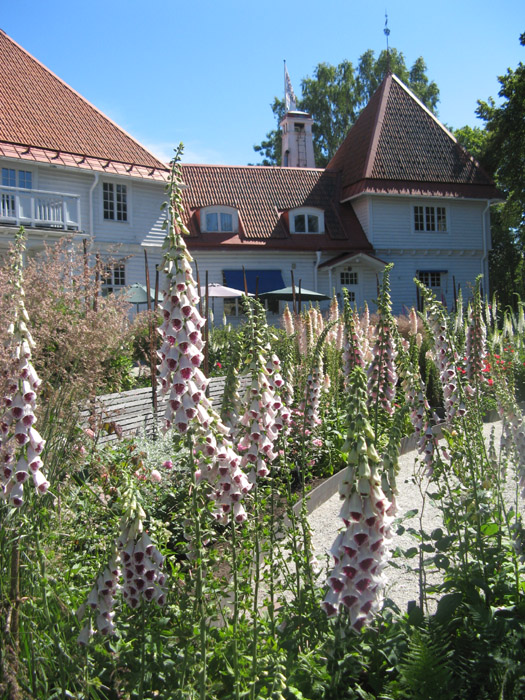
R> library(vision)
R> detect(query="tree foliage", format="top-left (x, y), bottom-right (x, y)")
top-left (476, 32), bottom-right (525, 239)
top-left (454, 33), bottom-right (525, 307)
top-left (253, 49), bottom-right (439, 167)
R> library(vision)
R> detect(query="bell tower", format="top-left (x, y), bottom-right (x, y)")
top-left (281, 63), bottom-right (315, 168)
top-left (280, 111), bottom-right (315, 168)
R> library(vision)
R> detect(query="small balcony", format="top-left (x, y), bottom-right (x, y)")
top-left (0, 186), bottom-right (81, 231)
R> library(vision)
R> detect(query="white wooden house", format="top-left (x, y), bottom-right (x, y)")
top-left (0, 30), bottom-right (169, 294)
top-left (0, 30), bottom-right (500, 320)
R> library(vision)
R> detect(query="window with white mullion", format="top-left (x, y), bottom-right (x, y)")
top-left (414, 205), bottom-right (447, 233)
top-left (103, 182), bottom-right (128, 222)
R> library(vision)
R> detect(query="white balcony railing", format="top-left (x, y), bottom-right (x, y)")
top-left (0, 186), bottom-right (81, 231)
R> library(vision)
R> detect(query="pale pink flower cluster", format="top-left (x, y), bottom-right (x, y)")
top-left (429, 316), bottom-right (466, 422)
top-left (157, 253), bottom-right (208, 434)
top-left (77, 553), bottom-right (121, 642)
top-left (366, 320), bottom-right (397, 416)
top-left (501, 410), bottom-right (525, 499)
top-left (282, 306), bottom-right (294, 336)
top-left (402, 370), bottom-right (437, 477)
top-left (237, 351), bottom-right (285, 485)
top-left (1, 299), bottom-right (48, 507)
top-left (118, 527), bottom-right (166, 608)
top-left (158, 179), bottom-right (250, 524)
top-left (303, 356), bottom-right (324, 430)
top-left (343, 306), bottom-right (365, 378)
top-left (322, 369), bottom-right (392, 629)
top-left (465, 303), bottom-right (488, 382)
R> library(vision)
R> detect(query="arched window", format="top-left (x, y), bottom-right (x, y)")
top-left (201, 206), bottom-right (238, 233)
top-left (289, 207), bottom-right (324, 234)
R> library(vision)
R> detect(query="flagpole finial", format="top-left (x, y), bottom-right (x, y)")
top-left (284, 63), bottom-right (297, 112)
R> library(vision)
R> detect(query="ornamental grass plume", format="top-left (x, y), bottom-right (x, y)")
top-left (0, 228), bottom-right (48, 507)
top-left (322, 367), bottom-right (392, 630)
top-left (157, 146), bottom-right (250, 523)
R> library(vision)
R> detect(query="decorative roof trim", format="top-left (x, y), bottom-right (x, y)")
top-left (318, 251), bottom-right (387, 271)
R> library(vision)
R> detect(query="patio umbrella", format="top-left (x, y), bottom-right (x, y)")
top-left (120, 283), bottom-right (158, 311)
top-left (258, 285), bottom-right (330, 302)
top-left (199, 282), bottom-right (247, 298)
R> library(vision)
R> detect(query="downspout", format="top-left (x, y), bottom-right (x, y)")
top-left (314, 250), bottom-right (321, 290)
top-left (481, 199), bottom-right (494, 295)
top-left (89, 172), bottom-right (99, 238)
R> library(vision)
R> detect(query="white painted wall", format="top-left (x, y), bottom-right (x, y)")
top-left (369, 195), bottom-right (487, 251)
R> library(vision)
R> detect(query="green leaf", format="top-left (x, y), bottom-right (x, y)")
top-left (435, 593), bottom-right (463, 623)
top-left (481, 522), bottom-right (499, 537)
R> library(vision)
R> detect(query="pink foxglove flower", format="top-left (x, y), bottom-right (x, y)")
top-left (157, 148), bottom-right (250, 524)
top-left (465, 279), bottom-right (488, 384)
top-left (417, 281), bottom-right (463, 423)
top-left (322, 367), bottom-right (392, 630)
top-left (366, 265), bottom-right (397, 416)
top-left (236, 298), bottom-right (284, 485)
top-left (0, 229), bottom-right (48, 507)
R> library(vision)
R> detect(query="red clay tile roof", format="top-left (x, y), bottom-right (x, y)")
top-left (0, 30), bottom-right (168, 180)
top-left (328, 74), bottom-right (501, 201)
top-left (180, 164), bottom-right (372, 251)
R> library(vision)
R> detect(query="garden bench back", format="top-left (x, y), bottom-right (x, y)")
top-left (80, 375), bottom-right (251, 444)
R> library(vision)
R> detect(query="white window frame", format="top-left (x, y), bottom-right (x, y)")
top-left (201, 206), bottom-right (238, 233)
top-left (102, 262), bottom-right (126, 294)
top-left (340, 268), bottom-right (358, 286)
top-left (290, 207), bottom-right (324, 234)
top-left (418, 271), bottom-right (443, 289)
top-left (102, 181), bottom-right (129, 223)
top-left (413, 204), bottom-right (448, 233)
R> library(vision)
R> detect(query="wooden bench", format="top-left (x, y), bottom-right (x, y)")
top-left (80, 374), bottom-right (252, 444)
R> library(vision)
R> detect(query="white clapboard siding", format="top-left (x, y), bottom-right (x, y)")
top-left (371, 196), bottom-right (487, 251)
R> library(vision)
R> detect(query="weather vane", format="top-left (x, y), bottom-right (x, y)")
top-left (384, 11), bottom-right (391, 72)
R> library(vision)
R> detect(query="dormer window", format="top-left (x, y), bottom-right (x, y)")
top-left (290, 207), bottom-right (324, 234)
top-left (201, 206), bottom-right (238, 233)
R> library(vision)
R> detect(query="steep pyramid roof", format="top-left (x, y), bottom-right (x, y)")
top-left (0, 30), bottom-right (168, 180)
top-left (327, 73), bottom-right (500, 201)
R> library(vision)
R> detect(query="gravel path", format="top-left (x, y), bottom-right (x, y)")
top-left (308, 420), bottom-right (513, 614)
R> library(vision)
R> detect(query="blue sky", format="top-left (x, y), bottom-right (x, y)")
top-left (2, 0), bottom-right (524, 166)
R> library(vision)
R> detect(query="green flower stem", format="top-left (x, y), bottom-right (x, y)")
top-left (230, 517), bottom-right (241, 700)
top-left (250, 485), bottom-right (261, 700)
top-left (187, 430), bottom-right (207, 700)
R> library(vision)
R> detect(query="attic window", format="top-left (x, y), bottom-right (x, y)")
top-left (290, 207), bottom-right (324, 234)
top-left (201, 206), bottom-right (238, 233)
top-left (414, 205), bottom-right (447, 232)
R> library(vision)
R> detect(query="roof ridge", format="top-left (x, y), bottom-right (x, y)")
top-left (182, 162), bottom-right (325, 172)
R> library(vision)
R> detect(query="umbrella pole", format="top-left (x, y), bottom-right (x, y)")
top-left (290, 269), bottom-right (297, 315)
top-left (298, 279), bottom-right (302, 315)
top-left (144, 250), bottom-right (158, 429)
top-left (204, 271), bottom-right (209, 377)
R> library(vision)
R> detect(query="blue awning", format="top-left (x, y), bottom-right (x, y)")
top-left (223, 269), bottom-right (284, 295)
